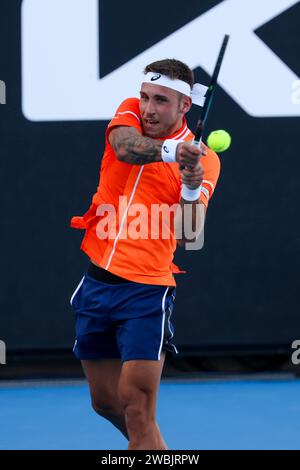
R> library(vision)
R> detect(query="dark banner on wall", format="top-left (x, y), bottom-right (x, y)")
top-left (0, 0), bottom-right (300, 353)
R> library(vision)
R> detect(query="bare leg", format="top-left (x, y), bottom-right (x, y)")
top-left (118, 353), bottom-right (167, 450)
top-left (82, 358), bottom-right (128, 440)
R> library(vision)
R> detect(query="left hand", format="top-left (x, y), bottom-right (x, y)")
top-left (180, 161), bottom-right (204, 189)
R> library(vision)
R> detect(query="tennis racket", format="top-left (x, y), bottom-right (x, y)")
top-left (194, 34), bottom-right (229, 146)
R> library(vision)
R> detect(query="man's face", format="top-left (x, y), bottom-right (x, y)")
top-left (139, 83), bottom-right (191, 139)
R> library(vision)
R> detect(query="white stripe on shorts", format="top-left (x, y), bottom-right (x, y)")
top-left (158, 287), bottom-right (169, 360)
top-left (70, 276), bottom-right (85, 306)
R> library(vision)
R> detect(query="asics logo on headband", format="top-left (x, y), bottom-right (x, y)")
top-left (150, 74), bottom-right (161, 81)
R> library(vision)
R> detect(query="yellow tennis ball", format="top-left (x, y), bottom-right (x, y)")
top-left (207, 130), bottom-right (231, 152)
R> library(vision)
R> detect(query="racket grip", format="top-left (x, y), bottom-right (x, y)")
top-left (179, 138), bottom-right (202, 170)
top-left (193, 137), bottom-right (202, 147)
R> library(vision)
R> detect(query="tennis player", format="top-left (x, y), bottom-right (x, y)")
top-left (70, 59), bottom-right (220, 450)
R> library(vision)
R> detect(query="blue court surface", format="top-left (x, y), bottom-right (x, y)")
top-left (1, 377), bottom-right (300, 450)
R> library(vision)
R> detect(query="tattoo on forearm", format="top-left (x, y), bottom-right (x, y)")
top-left (111, 128), bottom-right (162, 165)
top-left (123, 136), bottom-right (162, 164)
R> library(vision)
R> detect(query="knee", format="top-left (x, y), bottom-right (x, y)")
top-left (91, 397), bottom-right (118, 418)
top-left (118, 387), bottom-right (154, 429)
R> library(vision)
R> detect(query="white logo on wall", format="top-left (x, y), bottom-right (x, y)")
top-left (0, 80), bottom-right (6, 104)
top-left (21, 0), bottom-right (300, 121)
top-left (0, 340), bottom-right (6, 365)
top-left (292, 80), bottom-right (300, 105)
top-left (291, 340), bottom-right (300, 365)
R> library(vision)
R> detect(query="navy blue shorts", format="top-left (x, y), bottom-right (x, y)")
top-left (70, 266), bottom-right (178, 362)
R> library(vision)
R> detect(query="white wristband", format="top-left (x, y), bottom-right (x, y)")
top-left (181, 184), bottom-right (201, 201)
top-left (161, 139), bottom-right (180, 163)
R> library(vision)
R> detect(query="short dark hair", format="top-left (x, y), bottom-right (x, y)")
top-left (144, 59), bottom-right (194, 88)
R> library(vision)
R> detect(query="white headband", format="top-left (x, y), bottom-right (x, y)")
top-left (142, 72), bottom-right (208, 107)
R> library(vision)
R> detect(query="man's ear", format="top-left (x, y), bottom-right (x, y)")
top-left (180, 96), bottom-right (192, 115)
